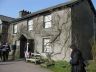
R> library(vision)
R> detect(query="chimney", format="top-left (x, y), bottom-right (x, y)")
top-left (19, 10), bottom-right (31, 18)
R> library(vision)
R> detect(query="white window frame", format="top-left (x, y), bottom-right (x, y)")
top-left (43, 38), bottom-right (52, 52)
top-left (13, 24), bottom-right (17, 34)
top-left (44, 14), bottom-right (52, 28)
top-left (28, 19), bottom-right (33, 31)
top-left (0, 23), bottom-right (2, 31)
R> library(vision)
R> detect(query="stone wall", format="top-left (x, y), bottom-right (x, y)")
top-left (8, 7), bottom-right (72, 61)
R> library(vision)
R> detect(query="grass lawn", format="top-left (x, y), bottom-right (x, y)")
top-left (48, 61), bottom-right (71, 72)
top-left (47, 60), bottom-right (96, 72)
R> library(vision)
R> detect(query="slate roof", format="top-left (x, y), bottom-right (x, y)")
top-left (0, 15), bottom-right (15, 22)
top-left (11, 0), bottom-right (96, 23)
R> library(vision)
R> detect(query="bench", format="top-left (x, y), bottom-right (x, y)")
top-left (26, 53), bottom-right (41, 64)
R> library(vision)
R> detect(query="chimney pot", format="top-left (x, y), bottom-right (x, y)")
top-left (19, 10), bottom-right (31, 18)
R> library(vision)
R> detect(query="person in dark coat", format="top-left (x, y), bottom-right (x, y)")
top-left (70, 44), bottom-right (86, 72)
top-left (2, 43), bottom-right (10, 61)
top-left (2, 44), bottom-right (7, 61)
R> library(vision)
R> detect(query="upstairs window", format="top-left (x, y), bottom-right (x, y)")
top-left (28, 20), bottom-right (33, 31)
top-left (0, 20), bottom-right (2, 31)
top-left (44, 14), bottom-right (52, 28)
top-left (0, 23), bottom-right (2, 31)
top-left (13, 24), bottom-right (17, 34)
top-left (43, 38), bottom-right (52, 52)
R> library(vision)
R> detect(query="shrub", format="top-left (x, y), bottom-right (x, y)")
top-left (87, 60), bottom-right (96, 72)
top-left (90, 38), bottom-right (96, 60)
top-left (91, 41), bottom-right (96, 60)
top-left (48, 61), bottom-right (71, 72)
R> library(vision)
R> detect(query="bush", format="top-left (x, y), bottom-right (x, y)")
top-left (90, 37), bottom-right (96, 60)
top-left (48, 61), bottom-right (71, 72)
top-left (91, 42), bottom-right (96, 60)
top-left (40, 58), bottom-right (55, 67)
top-left (87, 60), bottom-right (96, 72)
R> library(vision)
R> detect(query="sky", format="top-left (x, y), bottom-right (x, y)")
top-left (0, 0), bottom-right (96, 18)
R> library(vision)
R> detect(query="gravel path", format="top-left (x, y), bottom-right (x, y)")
top-left (0, 61), bottom-right (52, 72)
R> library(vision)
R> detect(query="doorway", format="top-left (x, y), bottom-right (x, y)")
top-left (20, 35), bottom-right (35, 58)
top-left (20, 35), bottom-right (27, 58)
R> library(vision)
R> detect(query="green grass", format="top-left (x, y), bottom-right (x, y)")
top-left (48, 60), bottom-right (96, 72)
top-left (87, 60), bottom-right (96, 72)
top-left (48, 61), bottom-right (71, 72)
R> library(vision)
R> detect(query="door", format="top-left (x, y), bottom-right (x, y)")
top-left (20, 35), bottom-right (27, 58)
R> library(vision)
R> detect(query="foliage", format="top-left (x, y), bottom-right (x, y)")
top-left (90, 37), bottom-right (96, 60)
top-left (87, 60), bottom-right (96, 72)
top-left (91, 42), bottom-right (96, 60)
top-left (87, 37), bottom-right (96, 72)
top-left (48, 61), bottom-right (71, 72)
top-left (40, 57), bottom-right (55, 68)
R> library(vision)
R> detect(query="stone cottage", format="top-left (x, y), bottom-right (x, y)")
top-left (0, 15), bottom-right (14, 44)
top-left (8, 0), bottom-right (96, 61)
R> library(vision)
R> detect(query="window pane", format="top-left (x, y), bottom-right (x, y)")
top-left (0, 24), bottom-right (2, 31)
top-left (44, 45), bottom-right (52, 52)
top-left (45, 15), bottom-right (52, 22)
top-left (43, 38), bottom-right (52, 52)
top-left (28, 20), bottom-right (33, 25)
top-left (28, 20), bottom-right (33, 31)
top-left (44, 39), bottom-right (50, 44)
top-left (14, 25), bottom-right (17, 33)
top-left (29, 26), bottom-right (33, 31)
top-left (45, 22), bottom-right (51, 28)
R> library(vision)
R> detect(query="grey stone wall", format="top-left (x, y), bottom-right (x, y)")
top-left (8, 0), bottom-right (95, 61)
top-left (8, 8), bottom-right (72, 61)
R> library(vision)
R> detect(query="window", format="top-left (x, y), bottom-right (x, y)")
top-left (44, 14), bottom-right (52, 28)
top-left (28, 20), bottom-right (33, 31)
top-left (13, 24), bottom-right (17, 33)
top-left (0, 20), bottom-right (2, 31)
top-left (0, 23), bottom-right (2, 31)
top-left (43, 38), bottom-right (52, 52)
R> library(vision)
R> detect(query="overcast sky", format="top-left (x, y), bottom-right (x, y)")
top-left (0, 0), bottom-right (96, 18)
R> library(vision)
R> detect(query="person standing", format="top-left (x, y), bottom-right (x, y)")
top-left (2, 43), bottom-right (11, 61)
top-left (2, 44), bottom-right (7, 61)
top-left (70, 44), bottom-right (86, 72)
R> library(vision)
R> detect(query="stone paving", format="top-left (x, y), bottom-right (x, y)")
top-left (0, 61), bottom-right (52, 72)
